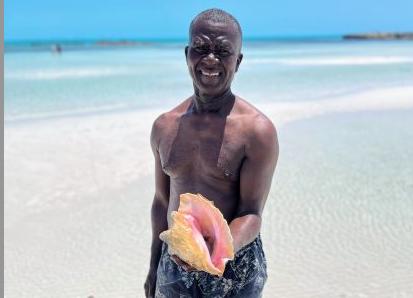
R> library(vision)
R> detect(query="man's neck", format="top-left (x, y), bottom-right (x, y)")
top-left (192, 89), bottom-right (235, 116)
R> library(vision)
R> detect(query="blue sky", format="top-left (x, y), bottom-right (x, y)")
top-left (5, 0), bottom-right (413, 41)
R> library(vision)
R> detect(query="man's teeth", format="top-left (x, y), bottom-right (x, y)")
top-left (201, 70), bottom-right (219, 77)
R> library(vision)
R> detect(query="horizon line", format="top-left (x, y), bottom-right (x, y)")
top-left (6, 32), bottom-right (413, 45)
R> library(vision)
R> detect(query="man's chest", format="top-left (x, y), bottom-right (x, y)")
top-left (158, 117), bottom-right (246, 181)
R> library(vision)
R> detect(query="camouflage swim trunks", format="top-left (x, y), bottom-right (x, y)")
top-left (155, 235), bottom-right (267, 297)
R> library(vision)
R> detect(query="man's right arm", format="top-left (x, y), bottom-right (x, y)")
top-left (145, 116), bottom-right (170, 297)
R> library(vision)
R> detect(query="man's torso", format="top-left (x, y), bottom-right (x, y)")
top-left (156, 96), bottom-right (263, 225)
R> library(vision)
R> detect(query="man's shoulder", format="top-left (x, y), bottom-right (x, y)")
top-left (233, 96), bottom-right (278, 157)
top-left (234, 96), bottom-right (277, 135)
top-left (150, 98), bottom-right (192, 149)
top-left (152, 97), bottom-right (192, 131)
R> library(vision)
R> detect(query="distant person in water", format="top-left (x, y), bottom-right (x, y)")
top-left (51, 44), bottom-right (62, 54)
top-left (144, 8), bottom-right (278, 297)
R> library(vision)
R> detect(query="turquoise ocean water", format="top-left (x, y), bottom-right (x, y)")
top-left (4, 40), bottom-right (413, 121)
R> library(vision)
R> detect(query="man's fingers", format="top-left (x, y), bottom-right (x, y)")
top-left (170, 255), bottom-right (180, 265)
top-left (148, 288), bottom-right (154, 298)
top-left (144, 272), bottom-right (156, 298)
top-left (170, 255), bottom-right (196, 271)
top-left (171, 255), bottom-right (185, 267)
top-left (145, 284), bottom-right (155, 298)
top-left (182, 263), bottom-right (191, 271)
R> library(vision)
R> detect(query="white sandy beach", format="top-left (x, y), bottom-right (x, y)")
top-left (4, 86), bottom-right (413, 297)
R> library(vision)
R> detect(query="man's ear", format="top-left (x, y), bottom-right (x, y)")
top-left (185, 46), bottom-right (189, 59)
top-left (235, 53), bottom-right (243, 72)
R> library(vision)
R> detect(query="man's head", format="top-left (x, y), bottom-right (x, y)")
top-left (185, 9), bottom-right (243, 100)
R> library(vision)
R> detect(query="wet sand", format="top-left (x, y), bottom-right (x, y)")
top-left (4, 86), bottom-right (413, 297)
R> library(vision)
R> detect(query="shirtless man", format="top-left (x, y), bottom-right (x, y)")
top-left (144, 9), bottom-right (278, 297)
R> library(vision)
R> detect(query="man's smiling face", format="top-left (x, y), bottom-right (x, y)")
top-left (186, 19), bottom-right (243, 100)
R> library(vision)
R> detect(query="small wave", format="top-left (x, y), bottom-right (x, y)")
top-left (246, 56), bottom-right (413, 66)
top-left (5, 67), bottom-right (134, 80)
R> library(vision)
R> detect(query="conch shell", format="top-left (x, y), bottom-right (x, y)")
top-left (159, 193), bottom-right (234, 276)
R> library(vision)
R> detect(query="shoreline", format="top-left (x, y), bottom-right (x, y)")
top-left (5, 84), bottom-right (413, 126)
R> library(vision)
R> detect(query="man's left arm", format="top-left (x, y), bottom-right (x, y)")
top-left (229, 117), bottom-right (279, 253)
